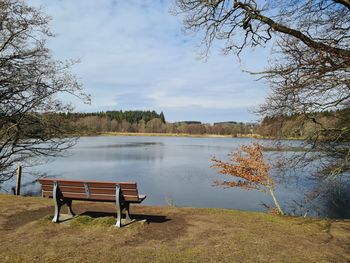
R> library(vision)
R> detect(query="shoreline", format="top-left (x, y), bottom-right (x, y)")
top-left (96, 132), bottom-right (269, 139)
top-left (84, 132), bottom-right (304, 141)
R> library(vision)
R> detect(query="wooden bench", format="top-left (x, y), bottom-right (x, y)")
top-left (38, 178), bottom-right (146, 227)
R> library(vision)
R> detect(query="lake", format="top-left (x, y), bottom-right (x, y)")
top-left (2, 136), bottom-right (349, 219)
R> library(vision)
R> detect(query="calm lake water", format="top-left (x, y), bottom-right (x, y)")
top-left (3, 136), bottom-right (349, 219)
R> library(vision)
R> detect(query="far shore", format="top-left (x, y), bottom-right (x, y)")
top-left (90, 132), bottom-right (304, 141)
top-left (96, 132), bottom-right (268, 139)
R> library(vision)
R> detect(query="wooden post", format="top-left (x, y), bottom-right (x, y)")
top-left (15, 165), bottom-right (22, 195)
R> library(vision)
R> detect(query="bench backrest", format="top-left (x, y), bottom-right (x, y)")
top-left (38, 178), bottom-right (140, 202)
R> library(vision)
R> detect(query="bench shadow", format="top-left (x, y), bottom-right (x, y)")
top-left (80, 211), bottom-right (170, 224)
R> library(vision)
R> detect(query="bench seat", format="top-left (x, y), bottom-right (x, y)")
top-left (38, 178), bottom-right (146, 227)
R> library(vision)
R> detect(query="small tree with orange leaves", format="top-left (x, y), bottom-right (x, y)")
top-left (211, 143), bottom-right (284, 215)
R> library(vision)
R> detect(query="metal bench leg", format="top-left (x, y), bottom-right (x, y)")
top-left (66, 199), bottom-right (75, 216)
top-left (115, 185), bottom-right (122, 228)
top-left (125, 203), bottom-right (131, 221)
top-left (52, 181), bottom-right (64, 223)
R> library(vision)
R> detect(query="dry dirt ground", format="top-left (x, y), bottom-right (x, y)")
top-left (0, 194), bottom-right (350, 263)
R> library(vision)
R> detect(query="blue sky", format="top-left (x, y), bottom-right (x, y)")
top-left (28, 0), bottom-right (271, 123)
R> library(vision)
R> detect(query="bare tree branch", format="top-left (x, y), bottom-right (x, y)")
top-left (0, 0), bottom-right (90, 183)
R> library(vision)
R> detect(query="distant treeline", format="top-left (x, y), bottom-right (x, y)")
top-left (258, 108), bottom-right (350, 139)
top-left (60, 109), bottom-right (349, 138)
top-left (65, 110), bottom-right (165, 124)
top-left (63, 110), bottom-right (258, 136)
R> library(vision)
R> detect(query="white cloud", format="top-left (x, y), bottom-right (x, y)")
top-left (28, 0), bottom-right (270, 122)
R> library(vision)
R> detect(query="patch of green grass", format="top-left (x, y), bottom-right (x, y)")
top-left (69, 215), bottom-right (116, 227)
top-left (90, 216), bottom-right (116, 226)
top-left (69, 215), bottom-right (93, 226)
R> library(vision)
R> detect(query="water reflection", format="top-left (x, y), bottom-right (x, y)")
top-left (83, 142), bottom-right (163, 149)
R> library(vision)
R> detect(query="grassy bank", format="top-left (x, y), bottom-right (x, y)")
top-left (1, 194), bottom-right (349, 262)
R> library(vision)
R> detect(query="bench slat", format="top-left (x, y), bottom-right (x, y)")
top-left (40, 180), bottom-right (84, 188)
top-left (41, 185), bottom-right (86, 193)
top-left (40, 182), bottom-right (137, 190)
top-left (39, 178), bottom-right (137, 188)
top-left (89, 188), bottom-right (138, 196)
top-left (87, 182), bottom-right (137, 189)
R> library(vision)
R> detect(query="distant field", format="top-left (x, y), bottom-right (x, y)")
top-left (1, 194), bottom-right (349, 262)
